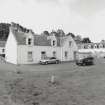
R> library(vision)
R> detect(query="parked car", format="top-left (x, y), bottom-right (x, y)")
top-left (39, 57), bottom-right (60, 65)
top-left (76, 56), bottom-right (94, 66)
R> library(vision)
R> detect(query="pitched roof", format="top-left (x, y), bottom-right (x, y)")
top-left (11, 28), bottom-right (72, 47)
top-left (34, 35), bottom-right (51, 46)
top-left (78, 42), bottom-right (105, 49)
top-left (0, 41), bottom-right (6, 47)
top-left (12, 29), bottom-right (26, 45)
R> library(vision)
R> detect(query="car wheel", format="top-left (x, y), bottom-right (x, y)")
top-left (44, 62), bottom-right (48, 65)
top-left (76, 63), bottom-right (78, 65)
top-left (78, 63), bottom-right (81, 66)
top-left (82, 63), bottom-right (86, 66)
top-left (56, 60), bottom-right (59, 64)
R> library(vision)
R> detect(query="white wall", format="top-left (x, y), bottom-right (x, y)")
top-left (17, 45), bottom-right (61, 64)
top-left (78, 48), bottom-right (105, 58)
top-left (61, 36), bottom-right (78, 61)
top-left (5, 28), bottom-right (18, 64)
top-left (17, 36), bottom-right (78, 64)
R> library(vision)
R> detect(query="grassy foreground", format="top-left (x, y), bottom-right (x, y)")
top-left (0, 60), bottom-right (105, 105)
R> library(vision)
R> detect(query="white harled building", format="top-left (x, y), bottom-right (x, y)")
top-left (5, 25), bottom-right (78, 64)
top-left (78, 42), bottom-right (105, 57)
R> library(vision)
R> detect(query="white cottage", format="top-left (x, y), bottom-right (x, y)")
top-left (78, 42), bottom-right (105, 57)
top-left (5, 26), bottom-right (78, 64)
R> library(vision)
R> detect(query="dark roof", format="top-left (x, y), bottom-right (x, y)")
top-left (83, 42), bottom-right (105, 46)
top-left (12, 29), bottom-right (26, 45)
top-left (11, 28), bottom-right (68, 47)
top-left (0, 41), bottom-right (6, 47)
top-left (34, 35), bottom-right (51, 46)
top-left (78, 42), bottom-right (105, 49)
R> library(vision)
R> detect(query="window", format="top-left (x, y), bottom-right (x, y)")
top-left (53, 51), bottom-right (56, 57)
top-left (69, 41), bottom-right (72, 47)
top-left (41, 51), bottom-right (46, 59)
top-left (94, 45), bottom-right (97, 48)
top-left (53, 40), bottom-right (56, 46)
top-left (91, 45), bottom-right (93, 49)
top-left (88, 45), bottom-right (91, 49)
top-left (50, 57), bottom-right (56, 60)
top-left (84, 46), bottom-right (87, 49)
top-left (97, 45), bottom-right (99, 49)
top-left (103, 45), bottom-right (105, 48)
top-left (2, 49), bottom-right (5, 53)
top-left (28, 38), bottom-right (32, 45)
top-left (52, 40), bottom-right (56, 46)
top-left (65, 51), bottom-right (68, 59)
top-left (27, 51), bottom-right (33, 62)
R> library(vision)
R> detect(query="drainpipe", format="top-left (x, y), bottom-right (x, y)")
top-left (61, 37), bottom-right (63, 62)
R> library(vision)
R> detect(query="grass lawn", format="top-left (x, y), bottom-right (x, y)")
top-left (0, 58), bottom-right (105, 105)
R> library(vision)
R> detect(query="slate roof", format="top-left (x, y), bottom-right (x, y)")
top-left (34, 35), bottom-right (51, 46)
top-left (0, 41), bottom-right (6, 47)
top-left (11, 28), bottom-right (68, 47)
top-left (11, 29), bottom-right (26, 45)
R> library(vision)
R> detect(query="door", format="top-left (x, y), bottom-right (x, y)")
top-left (41, 51), bottom-right (46, 59)
top-left (74, 51), bottom-right (77, 61)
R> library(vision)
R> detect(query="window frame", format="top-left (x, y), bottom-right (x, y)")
top-left (27, 51), bottom-right (33, 62)
top-left (41, 51), bottom-right (47, 59)
top-left (53, 51), bottom-right (56, 57)
top-left (27, 38), bottom-right (32, 45)
top-left (52, 40), bottom-right (56, 46)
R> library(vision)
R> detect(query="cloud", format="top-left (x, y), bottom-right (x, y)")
top-left (69, 0), bottom-right (105, 17)
top-left (0, 0), bottom-right (105, 42)
top-left (29, 0), bottom-right (105, 18)
top-left (32, 0), bottom-right (59, 4)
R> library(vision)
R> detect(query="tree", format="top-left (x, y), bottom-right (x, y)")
top-left (100, 40), bottom-right (105, 43)
top-left (11, 22), bottom-right (30, 33)
top-left (0, 23), bottom-right (11, 40)
top-left (75, 35), bottom-right (82, 41)
top-left (82, 37), bottom-right (91, 43)
top-left (43, 31), bottom-right (49, 36)
top-left (50, 30), bottom-right (58, 36)
top-left (56, 29), bottom-right (65, 37)
top-left (67, 32), bottom-right (75, 38)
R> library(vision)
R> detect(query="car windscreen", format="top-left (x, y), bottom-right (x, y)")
top-left (50, 57), bottom-right (56, 59)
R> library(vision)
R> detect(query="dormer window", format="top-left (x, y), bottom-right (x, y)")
top-left (28, 38), bottom-right (32, 45)
top-left (27, 38), bottom-right (32, 45)
top-left (53, 40), bottom-right (56, 46)
top-left (94, 44), bottom-right (97, 49)
top-left (52, 40), bottom-right (56, 46)
top-left (69, 41), bottom-right (72, 47)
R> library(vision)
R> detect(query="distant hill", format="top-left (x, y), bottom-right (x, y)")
top-left (0, 22), bottom-right (92, 44)
top-left (11, 22), bottom-right (30, 33)
top-left (0, 23), bottom-right (11, 41)
top-left (0, 22), bottom-right (31, 41)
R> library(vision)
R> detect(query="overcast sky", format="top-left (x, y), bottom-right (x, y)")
top-left (0, 0), bottom-right (105, 42)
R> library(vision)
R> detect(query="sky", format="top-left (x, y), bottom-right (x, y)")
top-left (0, 0), bottom-right (105, 42)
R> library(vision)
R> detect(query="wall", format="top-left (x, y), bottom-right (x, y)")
top-left (5, 28), bottom-right (18, 64)
top-left (17, 45), bottom-right (61, 64)
top-left (17, 35), bottom-right (78, 64)
top-left (61, 36), bottom-right (78, 61)
top-left (78, 48), bottom-right (105, 57)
